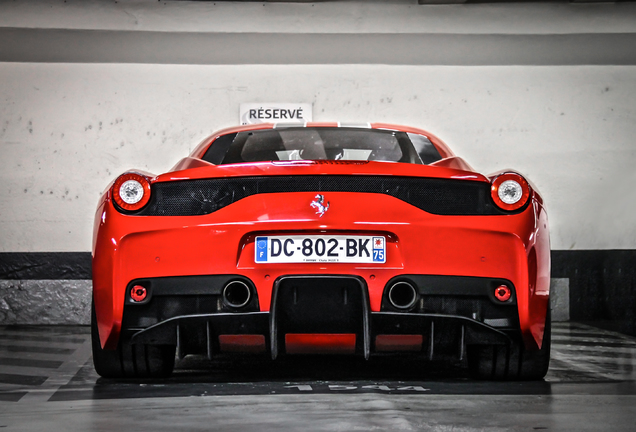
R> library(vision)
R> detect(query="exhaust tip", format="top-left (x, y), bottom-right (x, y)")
top-left (388, 281), bottom-right (418, 310)
top-left (222, 280), bottom-right (252, 309)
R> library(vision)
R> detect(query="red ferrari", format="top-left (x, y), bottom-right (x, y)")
top-left (91, 122), bottom-right (551, 380)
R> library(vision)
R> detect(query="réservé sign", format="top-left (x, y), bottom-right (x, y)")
top-left (240, 103), bottom-right (313, 125)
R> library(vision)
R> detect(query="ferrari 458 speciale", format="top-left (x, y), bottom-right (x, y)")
top-left (92, 122), bottom-right (550, 380)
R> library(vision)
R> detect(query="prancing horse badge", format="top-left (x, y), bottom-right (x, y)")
top-left (310, 194), bottom-right (330, 217)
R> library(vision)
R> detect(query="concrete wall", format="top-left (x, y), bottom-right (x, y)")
top-left (2, 63), bottom-right (635, 251)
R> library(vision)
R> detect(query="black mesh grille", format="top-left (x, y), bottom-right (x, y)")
top-left (129, 175), bottom-right (505, 216)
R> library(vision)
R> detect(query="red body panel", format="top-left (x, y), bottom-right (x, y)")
top-left (93, 123), bottom-right (550, 353)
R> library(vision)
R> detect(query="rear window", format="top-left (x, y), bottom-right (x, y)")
top-left (202, 127), bottom-right (442, 165)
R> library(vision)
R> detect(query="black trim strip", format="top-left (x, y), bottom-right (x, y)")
top-left (1, 28), bottom-right (635, 65)
top-left (134, 175), bottom-right (502, 217)
top-left (0, 252), bottom-right (91, 280)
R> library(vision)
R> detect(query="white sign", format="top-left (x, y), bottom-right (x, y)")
top-left (240, 103), bottom-right (312, 125)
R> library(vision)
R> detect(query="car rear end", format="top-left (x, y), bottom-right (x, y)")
top-left (91, 124), bottom-right (550, 379)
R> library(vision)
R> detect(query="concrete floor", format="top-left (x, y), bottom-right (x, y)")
top-left (0, 322), bottom-right (635, 431)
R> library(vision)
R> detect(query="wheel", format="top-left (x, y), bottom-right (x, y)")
top-left (468, 308), bottom-right (551, 380)
top-left (91, 301), bottom-right (176, 378)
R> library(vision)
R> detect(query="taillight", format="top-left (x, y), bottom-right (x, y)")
top-left (112, 172), bottom-right (151, 212)
top-left (490, 172), bottom-right (530, 211)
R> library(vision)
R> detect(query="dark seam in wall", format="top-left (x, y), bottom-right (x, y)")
top-left (1, 28), bottom-right (636, 65)
top-left (0, 252), bottom-right (91, 280)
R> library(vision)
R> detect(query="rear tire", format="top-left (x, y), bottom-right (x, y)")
top-left (91, 301), bottom-right (176, 378)
top-left (468, 308), bottom-right (551, 380)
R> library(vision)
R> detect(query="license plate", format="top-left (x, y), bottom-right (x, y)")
top-left (255, 235), bottom-right (386, 263)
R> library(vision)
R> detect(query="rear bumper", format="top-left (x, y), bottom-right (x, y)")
top-left (124, 274), bottom-right (519, 360)
top-left (93, 191), bottom-right (549, 351)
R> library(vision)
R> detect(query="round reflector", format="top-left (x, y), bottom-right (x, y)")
top-left (494, 285), bottom-right (512, 302)
top-left (130, 285), bottom-right (147, 302)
